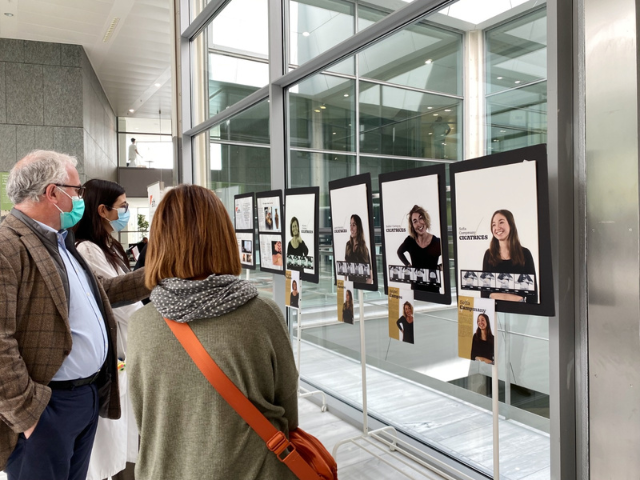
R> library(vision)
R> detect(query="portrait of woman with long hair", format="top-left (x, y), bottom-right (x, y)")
top-left (396, 301), bottom-right (415, 344)
top-left (470, 313), bottom-right (494, 364)
top-left (481, 209), bottom-right (537, 303)
top-left (345, 214), bottom-right (372, 284)
top-left (342, 289), bottom-right (354, 324)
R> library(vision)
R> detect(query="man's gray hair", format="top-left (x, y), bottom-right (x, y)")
top-left (6, 150), bottom-right (78, 204)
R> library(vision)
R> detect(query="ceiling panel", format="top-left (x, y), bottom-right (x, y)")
top-left (0, 0), bottom-right (172, 120)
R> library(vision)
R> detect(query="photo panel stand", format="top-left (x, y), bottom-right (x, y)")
top-left (331, 291), bottom-right (478, 480)
top-left (294, 306), bottom-right (327, 412)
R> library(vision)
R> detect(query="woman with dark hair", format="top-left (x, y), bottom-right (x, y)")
top-left (345, 214), bottom-right (372, 284)
top-left (396, 302), bottom-right (415, 344)
top-left (481, 209), bottom-right (537, 303)
top-left (74, 179), bottom-right (142, 480)
top-left (397, 205), bottom-right (441, 293)
top-left (342, 289), bottom-right (354, 324)
top-left (470, 313), bottom-right (494, 364)
top-left (290, 280), bottom-right (299, 308)
top-left (286, 217), bottom-right (308, 270)
top-left (128, 185), bottom-right (298, 479)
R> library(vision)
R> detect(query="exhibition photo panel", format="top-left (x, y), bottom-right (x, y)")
top-left (284, 187), bottom-right (320, 283)
top-left (256, 190), bottom-right (285, 275)
top-left (257, 191), bottom-right (283, 233)
top-left (236, 232), bottom-right (256, 270)
top-left (329, 174), bottom-right (378, 292)
top-left (379, 164), bottom-right (451, 305)
top-left (234, 192), bottom-right (255, 231)
top-left (450, 144), bottom-right (555, 316)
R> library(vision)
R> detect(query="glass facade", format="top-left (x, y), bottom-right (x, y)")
top-left (182, 1), bottom-right (552, 478)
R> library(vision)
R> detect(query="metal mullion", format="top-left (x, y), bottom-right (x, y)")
top-left (360, 76), bottom-right (464, 99)
top-left (290, 147), bottom-right (357, 157)
top-left (183, 85), bottom-right (269, 137)
top-left (209, 139), bottom-right (271, 149)
top-left (272, 0), bottom-right (455, 89)
top-left (358, 152), bottom-right (455, 164)
top-left (182, 0), bottom-right (230, 40)
top-left (485, 78), bottom-right (548, 98)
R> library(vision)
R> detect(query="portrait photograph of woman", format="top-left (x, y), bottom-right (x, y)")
top-left (470, 313), bottom-right (494, 364)
top-left (289, 280), bottom-right (300, 309)
top-left (329, 175), bottom-right (378, 292)
top-left (285, 188), bottom-right (318, 282)
top-left (451, 145), bottom-right (555, 316)
top-left (342, 289), bottom-right (354, 324)
top-left (379, 165), bottom-right (450, 304)
top-left (396, 301), bottom-right (415, 344)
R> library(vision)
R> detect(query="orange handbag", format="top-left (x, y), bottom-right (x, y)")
top-left (164, 318), bottom-right (338, 480)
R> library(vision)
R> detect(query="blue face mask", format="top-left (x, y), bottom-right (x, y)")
top-left (55, 188), bottom-right (85, 229)
top-left (110, 208), bottom-right (130, 232)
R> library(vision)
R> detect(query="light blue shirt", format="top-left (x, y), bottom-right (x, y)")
top-left (35, 221), bottom-right (108, 381)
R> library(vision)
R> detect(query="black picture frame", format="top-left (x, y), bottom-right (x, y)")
top-left (237, 231), bottom-right (256, 270)
top-left (233, 192), bottom-right (255, 232)
top-left (328, 173), bottom-right (379, 292)
top-left (256, 190), bottom-right (285, 276)
top-left (450, 144), bottom-right (555, 317)
top-left (379, 164), bottom-right (451, 305)
top-left (284, 186), bottom-right (320, 284)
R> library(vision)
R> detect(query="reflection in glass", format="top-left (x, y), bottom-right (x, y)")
top-left (486, 7), bottom-right (547, 95)
top-left (486, 8), bottom-right (547, 154)
top-left (289, 74), bottom-right (356, 152)
top-left (117, 133), bottom-right (173, 168)
top-left (359, 81), bottom-right (462, 160)
top-left (289, 150), bottom-right (356, 229)
top-left (289, 0), bottom-right (355, 74)
top-left (191, 0), bottom-right (269, 124)
top-left (359, 7), bottom-right (462, 96)
top-left (210, 99), bottom-right (270, 144)
top-left (487, 81), bottom-right (547, 153)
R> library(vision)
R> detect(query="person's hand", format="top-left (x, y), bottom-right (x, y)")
top-left (475, 356), bottom-right (494, 365)
top-left (24, 420), bottom-right (38, 439)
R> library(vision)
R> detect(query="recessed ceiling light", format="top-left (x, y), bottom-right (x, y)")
top-left (332, 132), bottom-right (336, 135)
top-left (497, 76), bottom-right (503, 80)
top-left (154, 83), bottom-right (161, 87)
top-left (445, 109), bottom-right (451, 112)
top-left (302, 32), bottom-right (310, 37)
top-left (343, 94), bottom-right (349, 97)
top-left (433, 114), bottom-right (438, 116)
top-left (425, 59), bottom-right (432, 64)
top-left (429, 133), bottom-right (432, 135)
top-left (314, 109), bottom-right (321, 113)
top-left (514, 80), bottom-right (521, 84)
top-left (500, 129), bottom-right (506, 133)
top-left (427, 106), bottom-right (433, 110)
top-left (320, 105), bottom-right (326, 110)
top-left (4, 12), bottom-right (14, 17)
top-left (103, 17), bottom-right (120, 43)
top-left (129, 109), bottom-right (134, 113)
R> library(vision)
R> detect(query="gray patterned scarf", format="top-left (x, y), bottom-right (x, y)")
top-left (150, 274), bottom-right (258, 323)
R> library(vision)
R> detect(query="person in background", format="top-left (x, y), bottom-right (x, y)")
top-left (128, 185), bottom-right (299, 479)
top-left (0, 150), bottom-right (148, 480)
top-left (127, 139), bottom-right (142, 167)
top-left (74, 179), bottom-right (144, 480)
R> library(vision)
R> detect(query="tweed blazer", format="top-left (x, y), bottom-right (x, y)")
top-left (0, 212), bottom-right (150, 470)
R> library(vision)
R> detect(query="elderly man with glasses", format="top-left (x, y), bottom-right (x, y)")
top-left (0, 150), bottom-right (149, 480)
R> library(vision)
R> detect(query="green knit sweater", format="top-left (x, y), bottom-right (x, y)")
top-left (128, 296), bottom-right (299, 480)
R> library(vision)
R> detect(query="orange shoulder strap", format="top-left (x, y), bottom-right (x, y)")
top-left (164, 318), bottom-right (320, 480)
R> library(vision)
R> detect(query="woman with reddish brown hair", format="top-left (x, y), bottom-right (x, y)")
top-left (127, 184), bottom-right (298, 480)
top-left (481, 209), bottom-right (537, 303)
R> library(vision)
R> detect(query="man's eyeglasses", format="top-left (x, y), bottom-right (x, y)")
top-left (105, 203), bottom-right (129, 214)
top-left (55, 184), bottom-right (86, 199)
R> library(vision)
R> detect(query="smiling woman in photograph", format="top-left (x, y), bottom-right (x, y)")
top-left (470, 313), bottom-right (494, 364)
top-left (397, 205), bottom-right (441, 292)
top-left (286, 216), bottom-right (308, 265)
top-left (481, 209), bottom-right (537, 303)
